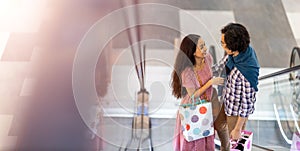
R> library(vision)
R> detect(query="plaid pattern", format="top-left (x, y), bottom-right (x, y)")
top-left (212, 55), bottom-right (256, 117)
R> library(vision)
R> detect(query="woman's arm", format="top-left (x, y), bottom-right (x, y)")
top-left (185, 78), bottom-right (223, 98)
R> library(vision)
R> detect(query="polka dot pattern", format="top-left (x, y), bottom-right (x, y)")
top-left (193, 128), bottom-right (200, 135)
top-left (202, 130), bottom-right (210, 136)
top-left (178, 102), bottom-right (214, 142)
top-left (202, 118), bottom-right (209, 125)
top-left (184, 111), bottom-right (189, 118)
top-left (191, 115), bottom-right (199, 123)
top-left (186, 124), bottom-right (190, 131)
top-left (199, 106), bottom-right (207, 114)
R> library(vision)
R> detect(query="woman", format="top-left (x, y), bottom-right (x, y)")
top-left (171, 34), bottom-right (224, 151)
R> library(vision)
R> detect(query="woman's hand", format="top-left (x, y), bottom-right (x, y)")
top-left (210, 77), bottom-right (225, 85)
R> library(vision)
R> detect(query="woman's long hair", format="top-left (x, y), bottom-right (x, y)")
top-left (171, 34), bottom-right (200, 98)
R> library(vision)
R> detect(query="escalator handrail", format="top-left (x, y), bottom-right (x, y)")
top-left (259, 47), bottom-right (300, 81)
top-left (290, 47), bottom-right (300, 68)
top-left (258, 65), bottom-right (300, 80)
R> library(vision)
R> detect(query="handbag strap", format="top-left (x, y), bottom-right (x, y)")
top-left (180, 96), bottom-right (206, 108)
top-left (193, 69), bottom-right (208, 101)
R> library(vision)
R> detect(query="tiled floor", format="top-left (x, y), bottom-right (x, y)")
top-left (0, 0), bottom-right (299, 150)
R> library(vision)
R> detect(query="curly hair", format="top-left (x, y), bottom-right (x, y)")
top-left (221, 23), bottom-right (250, 52)
top-left (171, 34), bottom-right (200, 99)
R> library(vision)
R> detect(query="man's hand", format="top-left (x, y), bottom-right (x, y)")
top-left (230, 128), bottom-right (241, 141)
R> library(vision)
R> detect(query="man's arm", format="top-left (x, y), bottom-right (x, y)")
top-left (230, 116), bottom-right (247, 140)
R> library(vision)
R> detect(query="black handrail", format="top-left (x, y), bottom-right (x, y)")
top-left (258, 65), bottom-right (300, 80)
top-left (290, 47), bottom-right (300, 68)
top-left (259, 47), bottom-right (300, 81)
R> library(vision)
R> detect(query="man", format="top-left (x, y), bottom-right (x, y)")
top-left (213, 23), bottom-right (260, 150)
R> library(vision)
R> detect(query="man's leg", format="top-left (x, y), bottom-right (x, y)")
top-left (214, 105), bottom-right (230, 151)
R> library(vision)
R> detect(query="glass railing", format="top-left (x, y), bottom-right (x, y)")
top-left (248, 64), bottom-right (300, 150)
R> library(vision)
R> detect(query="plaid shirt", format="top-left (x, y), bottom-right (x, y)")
top-left (212, 55), bottom-right (256, 117)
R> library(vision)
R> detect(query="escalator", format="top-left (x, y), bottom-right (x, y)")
top-left (248, 47), bottom-right (300, 150)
